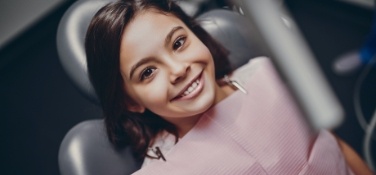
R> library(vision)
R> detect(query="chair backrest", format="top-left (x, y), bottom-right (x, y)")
top-left (57, 1), bottom-right (265, 175)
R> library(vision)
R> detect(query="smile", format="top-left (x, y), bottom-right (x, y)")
top-left (181, 79), bottom-right (200, 97)
top-left (172, 72), bottom-right (204, 101)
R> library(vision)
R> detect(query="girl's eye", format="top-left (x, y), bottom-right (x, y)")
top-left (173, 36), bottom-right (186, 50)
top-left (140, 67), bottom-right (156, 81)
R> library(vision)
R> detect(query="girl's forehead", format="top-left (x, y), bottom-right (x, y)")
top-left (121, 10), bottom-right (185, 52)
top-left (130, 10), bottom-right (183, 31)
top-left (121, 10), bottom-right (189, 48)
top-left (119, 10), bottom-right (190, 77)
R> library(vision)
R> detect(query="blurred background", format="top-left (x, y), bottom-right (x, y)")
top-left (1, 0), bottom-right (375, 174)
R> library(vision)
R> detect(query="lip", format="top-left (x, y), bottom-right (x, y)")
top-left (171, 71), bottom-right (204, 101)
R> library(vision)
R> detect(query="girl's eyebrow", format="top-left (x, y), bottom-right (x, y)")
top-left (129, 26), bottom-right (184, 79)
top-left (129, 57), bottom-right (153, 79)
top-left (164, 26), bottom-right (183, 47)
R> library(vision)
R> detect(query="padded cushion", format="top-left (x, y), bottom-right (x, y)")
top-left (197, 9), bottom-right (265, 69)
top-left (59, 119), bottom-right (142, 175)
top-left (57, 0), bottom-right (113, 103)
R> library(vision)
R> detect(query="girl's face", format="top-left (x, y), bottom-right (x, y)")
top-left (119, 10), bottom-right (228, 128)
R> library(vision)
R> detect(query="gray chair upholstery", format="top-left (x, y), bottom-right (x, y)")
top-left (57, 1), bottom-right (265, 175)
top-left (197, 9), bottom-right (266, 69)
top-left (58, 120), bottom-right (142, 175)
top-left (57, 0), bottom-right (114, 103)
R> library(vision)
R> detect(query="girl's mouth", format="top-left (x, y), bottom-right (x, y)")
top-left (180, 79), bottom-right (200, 97)
top-left (172, 72), bottom-right (204, 101)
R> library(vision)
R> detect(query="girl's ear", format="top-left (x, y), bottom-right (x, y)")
top-left (127, 103), bottom-right (145, 113)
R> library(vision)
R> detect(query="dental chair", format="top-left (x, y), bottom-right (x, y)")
top-left (57, 1), bottom-right (265, 174)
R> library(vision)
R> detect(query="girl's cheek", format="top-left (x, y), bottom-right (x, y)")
top-left (139, 76), bottom-right (170, 106)
top-left (184, 40), bottom-right (211, 62)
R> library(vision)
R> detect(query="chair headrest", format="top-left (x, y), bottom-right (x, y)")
top-left (196, 9), bottom-right (265, 69)
top-left (57, 0), bottom-right (112, 103)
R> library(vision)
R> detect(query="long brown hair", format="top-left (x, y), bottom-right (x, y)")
top-left (85, 0), bottom-right (231, 160)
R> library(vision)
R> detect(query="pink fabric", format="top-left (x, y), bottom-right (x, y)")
top-left (133, 57), bottom-right (353, 175)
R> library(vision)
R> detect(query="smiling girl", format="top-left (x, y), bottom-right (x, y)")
top-left (85, 0), bottom-right (372, 174)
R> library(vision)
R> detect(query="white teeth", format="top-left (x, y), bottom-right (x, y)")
top-left (188, 87), bottom-right (193, 92)
top-left (192, 82), bottom-right (197, 88)
top-left (180, 78), bottom-right (200, 97)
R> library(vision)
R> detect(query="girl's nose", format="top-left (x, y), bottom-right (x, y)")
top-left (168, 59), bottom-right (189, 84)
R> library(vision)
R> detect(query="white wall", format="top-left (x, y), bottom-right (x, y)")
top-left (0, 0), bottom-right (65, 49)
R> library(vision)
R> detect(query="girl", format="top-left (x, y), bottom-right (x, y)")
top-left (85, 0), bottom-right (372, 174)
